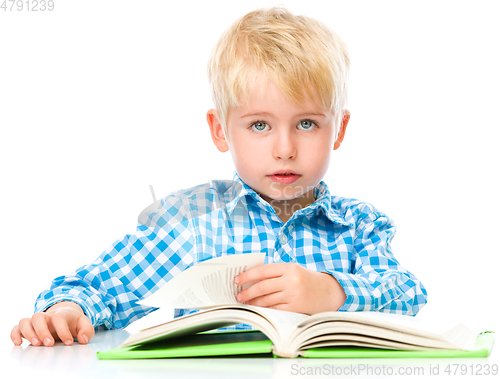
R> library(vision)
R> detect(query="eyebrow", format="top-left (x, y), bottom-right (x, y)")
top-left (240, 111), bottom-right (327, 119)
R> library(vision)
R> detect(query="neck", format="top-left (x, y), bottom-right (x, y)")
top-left (261, 187), bottom-right (316, 223)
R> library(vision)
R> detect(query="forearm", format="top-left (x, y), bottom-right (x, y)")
top-left (34, 280), bottom-right (112, 328)
top-left (34, 241), bottom-right (160, 329)
top-left (34, 234), bottom-right (145, 329)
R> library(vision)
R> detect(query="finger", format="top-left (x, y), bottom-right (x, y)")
top-left (76, 315), bottom-right (95, 345)
top-left (52, 311), bottom-right (75, 346)
top-left (31, 312), bottom-right (56, 347)
top-left (237, 276), bottom-right (283, 303)
top-left (245, 291), bottom-right (287, 308)
top-left (11, 325), bottom-right (23, 346)
top-left (235, 263), bottom-right (288, 286)
top-left (19, 317), bottom-right (43, 346)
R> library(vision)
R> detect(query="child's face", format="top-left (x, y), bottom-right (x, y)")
top-left (207, 75), bottom-right (348, 210)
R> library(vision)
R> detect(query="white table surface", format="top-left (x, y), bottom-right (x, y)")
top-left (4, 329), bottom-right (499, 379)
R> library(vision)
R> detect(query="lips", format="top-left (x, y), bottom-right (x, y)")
top-left (267, 170), bottom-right (301, 184)
top-left (271, 170), bottom-right (299, 176)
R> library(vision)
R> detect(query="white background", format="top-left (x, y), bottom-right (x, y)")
top-left (1, 0), bottom-right (499, 363)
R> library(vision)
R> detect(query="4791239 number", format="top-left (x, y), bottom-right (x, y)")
top-left (1, 0), bottom-right (55, 11)
top-left (445, 364), bottom-right (498, 376)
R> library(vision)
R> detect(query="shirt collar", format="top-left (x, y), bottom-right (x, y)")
top-left (225, 171), bottom-right (352, 227)
top-left (225, 171), bottom-right (275, 215)
top-left (310, 181), bottom-right (353, 226)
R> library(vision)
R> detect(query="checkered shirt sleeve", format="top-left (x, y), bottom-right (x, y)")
top-left (325, 201), bottom-right (427, 315)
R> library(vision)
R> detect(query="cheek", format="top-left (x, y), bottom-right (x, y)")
top-left (306, 135), bottom-right (334, 172)
top-left (307, 134), bottom-right (334, 157)
top-left (229, 135), bottom-right (262, 169)
top-left (322, 128), bottom-right (336, 154)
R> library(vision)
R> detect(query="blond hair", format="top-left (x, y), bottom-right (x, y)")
top-left (207, 6), bottom-right (350, 135)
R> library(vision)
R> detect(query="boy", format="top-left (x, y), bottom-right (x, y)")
top-left (11, 7), bottom-right (427, 347)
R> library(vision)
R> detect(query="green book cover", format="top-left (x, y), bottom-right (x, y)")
top-left (97, 330), bottom-right (494, 360)
top-left (97, 330), bottom-right (274, 359)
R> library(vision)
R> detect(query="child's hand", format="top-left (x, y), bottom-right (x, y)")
top-left (10, 301), bottom-right (94, 347)
top-left (235, 263), bottom-right (346, 315)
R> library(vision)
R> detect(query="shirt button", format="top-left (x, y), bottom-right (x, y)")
top-left (279, 232), bottom-right (287, 245)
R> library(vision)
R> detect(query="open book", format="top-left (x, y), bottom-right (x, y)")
top-left (97, 254), bottom-right (495, 359)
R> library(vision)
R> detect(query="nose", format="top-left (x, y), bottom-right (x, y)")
top-left (273, 129), bottom-right (297, 160)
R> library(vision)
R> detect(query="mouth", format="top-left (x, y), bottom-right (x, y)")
top-left (270, 170), bottom-right (299, 176)
top-left (267, 170), bottom-right (301, 184)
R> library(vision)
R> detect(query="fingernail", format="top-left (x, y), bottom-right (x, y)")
top-left (82, 334), bottom-right (88, 344)
top-left (31, 338), bottom-right (40, 346)
top-left (234, 276), bottom-right (240, 284)
top-left (13, 338), bottom-right (19, 345)
top-left (64, 339), bottom-right (72, 346)
top-left (43, 338), bottom-right (52, 346)
top-left (237, 293), bottom-right (242, 301)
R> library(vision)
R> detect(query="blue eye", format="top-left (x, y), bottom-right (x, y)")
top-left (298, 120), bottom-right (315, 130)
top-left (251, 121), bottom-right (269, 132)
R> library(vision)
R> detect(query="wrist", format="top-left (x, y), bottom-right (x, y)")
top-left (321, 272), bottom-right (347, 312)
top-left (45, 301), bottom-right (84, 314)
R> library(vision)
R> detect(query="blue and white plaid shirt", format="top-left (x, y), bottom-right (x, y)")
top-left (34, 171), bottom-right (427, 329)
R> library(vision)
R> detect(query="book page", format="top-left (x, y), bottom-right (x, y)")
top-left (238, 306), bottom-right (309, 354)
top-left (248, 306), bottom-right (309, 339)
top-left (295, 311), bottom-right (478, 351)
top-left (296, 322), bottom-right (463, 350)
top-left (119, 306), bottom-right (280, 348)
top-left (138, 253), bottom-right (266, 309)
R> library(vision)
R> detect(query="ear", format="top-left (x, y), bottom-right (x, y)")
top-left (333, 109), bottom-right (350, 150)
top-left (206, 109), bottom-right (229, 153)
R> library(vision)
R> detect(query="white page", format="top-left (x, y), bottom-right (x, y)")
top-left (245, 306), bottom-right (309, 353)
top-left (138, 253), bottom-right (266, 309)
top-left (300, 311), bottom-right (478, 350)
top-left (248, 306), bottom-right (309, 338)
